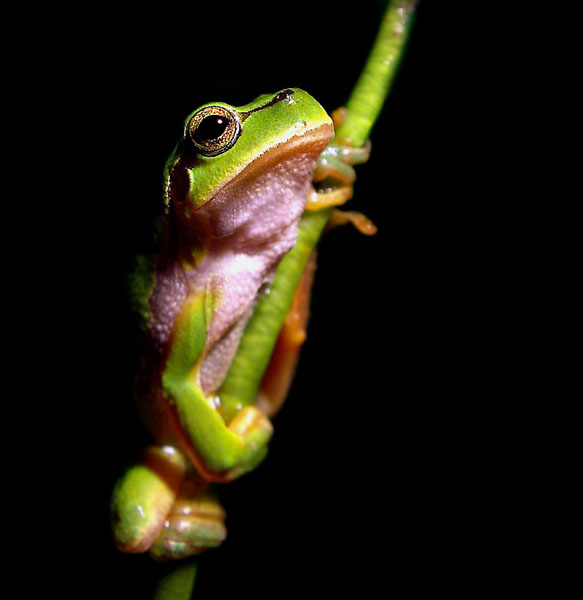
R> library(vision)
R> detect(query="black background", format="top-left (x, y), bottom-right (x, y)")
top-left (28, 2), bottom-right (504, 598)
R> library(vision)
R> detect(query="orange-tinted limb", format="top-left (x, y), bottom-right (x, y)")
top-left (327, 209), bottom-right (378, 236)
top-left (256, 251), bottom-right (317, 418)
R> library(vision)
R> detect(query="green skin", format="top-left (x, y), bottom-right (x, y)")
top-left (158, 89), bottom-right (335, 478)
top-left (111, 1), bottom-right (417, 593)
top-left (112, 88), bottom-right (348, 559)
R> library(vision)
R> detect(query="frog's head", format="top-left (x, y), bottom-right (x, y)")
top-left (164, 88), bottom-right (333, 231)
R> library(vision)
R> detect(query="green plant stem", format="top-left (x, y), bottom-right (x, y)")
top-left (154, 3), bottom-right (416, 598)
top-left (219, 208), bottom-right (330, 420)
top-left (218, 0), bottom-right (417, 411)
top-left (153, 561), bottom-right (197, 600)
top-left (335, 0), bottom-right (418, 147)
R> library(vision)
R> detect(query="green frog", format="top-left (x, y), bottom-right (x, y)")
top-left (111, 88), bottom-right (371, 560)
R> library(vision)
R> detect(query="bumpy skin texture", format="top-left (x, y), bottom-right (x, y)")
top-left (114, 2), bottom-right (417, 568)
top-left (149, 149), bottom-right (319, 396)
top-left (113, 90), bottom-right (335, 560)
top-left (135, 90), bottom-right (334, 456)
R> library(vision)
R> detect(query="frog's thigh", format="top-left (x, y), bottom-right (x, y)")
top-left (256, 251), bottom-right (317, 417)
top-left (149, 476), bottom-right (227, 561)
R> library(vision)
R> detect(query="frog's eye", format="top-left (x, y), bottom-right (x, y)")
top-left (187, 106), bottom-right (241, 157)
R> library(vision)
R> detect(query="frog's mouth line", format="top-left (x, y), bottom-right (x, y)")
top-left (199, 122), bottom-right (334, 213)
top-left (166, 123), bottom-right (333, 211)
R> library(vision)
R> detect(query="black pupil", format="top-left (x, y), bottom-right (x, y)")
top-left (195, 115), bottom-right (229, 143)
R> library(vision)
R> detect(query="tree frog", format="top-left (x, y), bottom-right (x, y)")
top-left (111, 88), bottom-right (370, 560)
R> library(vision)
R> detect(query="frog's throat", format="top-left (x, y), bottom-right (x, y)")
top-left (189, 122), bottom-right (333, 394)
top-left (197, 122), bottom-right (334, 214)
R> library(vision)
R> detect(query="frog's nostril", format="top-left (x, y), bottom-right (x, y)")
top-left (273, 89), bottom-right (295, 103)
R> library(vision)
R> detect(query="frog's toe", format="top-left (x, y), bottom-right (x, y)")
top-left (305, 183), bottom-right (354, 211)
top-left (149, 480), bottom-right (227, 561)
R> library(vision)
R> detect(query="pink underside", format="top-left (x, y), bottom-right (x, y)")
top-left (191, 151), bottom-right (321, 394)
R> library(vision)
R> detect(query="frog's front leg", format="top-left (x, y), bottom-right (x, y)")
top-left (163, 291), bottom-right (273, 483)
top-left (305, 108), bottom-right (371, 211)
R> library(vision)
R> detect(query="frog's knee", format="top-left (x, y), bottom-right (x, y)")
top-left (111, 446), bottom-right (187, 553)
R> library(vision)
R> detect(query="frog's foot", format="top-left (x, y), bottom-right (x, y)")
top-left (172, 390), bottom-right (273, 483)
top-left (149, 477), bottom-right (227, 561)
top-left (306, 124), bottom-right (371, 211)
top-left (111, 447), bottom-right (227, 560)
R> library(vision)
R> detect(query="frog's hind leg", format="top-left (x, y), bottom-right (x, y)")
top-left (112, 445), bottom-right (227, 560)
top-left (163, 292), bottom-right (274, 483)
top-left (256, 251), bottom-right (317, 418)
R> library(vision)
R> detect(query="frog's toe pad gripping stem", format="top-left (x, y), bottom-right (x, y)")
top-left (306, 184), bottom-right (354, 211)
top-left (306, 132), bottom-right (371, 211)
top-left (149, 480), bottom-right (227, 561)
